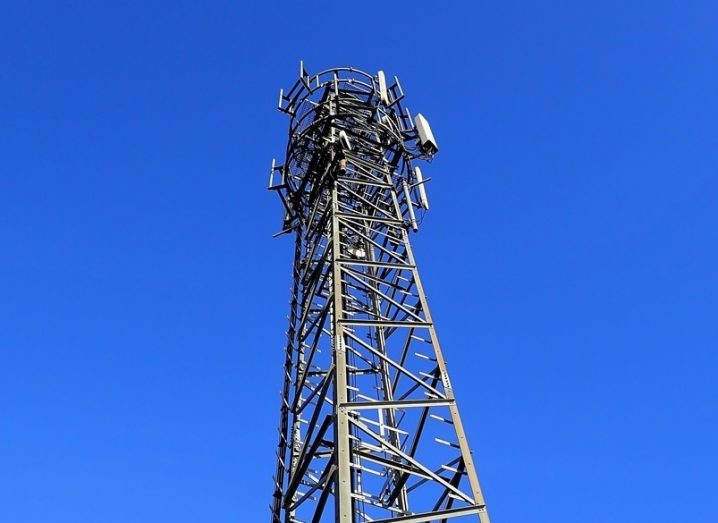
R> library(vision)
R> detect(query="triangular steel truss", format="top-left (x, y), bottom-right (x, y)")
top-left (269, 65), bottom-right (491, 523)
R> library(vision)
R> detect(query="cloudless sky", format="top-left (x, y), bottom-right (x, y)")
top-left (1, 2), bottom-right (716, 522)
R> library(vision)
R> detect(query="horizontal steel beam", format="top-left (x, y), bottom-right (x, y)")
top-left (370, 505), bottom-right (487, 523)
top-left (340, 398), bottom-right (454, 410)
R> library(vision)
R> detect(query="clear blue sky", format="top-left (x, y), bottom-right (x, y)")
top-left (1, 2), bottom-right (716, 522)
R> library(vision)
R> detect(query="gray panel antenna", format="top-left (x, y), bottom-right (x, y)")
top-left (414, 113), bottom-right (439, 155)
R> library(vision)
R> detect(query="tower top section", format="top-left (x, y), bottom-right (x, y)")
top-left (268, 62), bottom-right (439, 235)
top-left (278, 62), bottom-right (437, 158)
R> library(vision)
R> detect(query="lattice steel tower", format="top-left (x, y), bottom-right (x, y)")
top-left (269, 64), bottom-right (490, 523)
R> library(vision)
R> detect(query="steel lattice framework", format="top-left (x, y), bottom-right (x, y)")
top-left (269, 64), bottom-right (490, 523)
